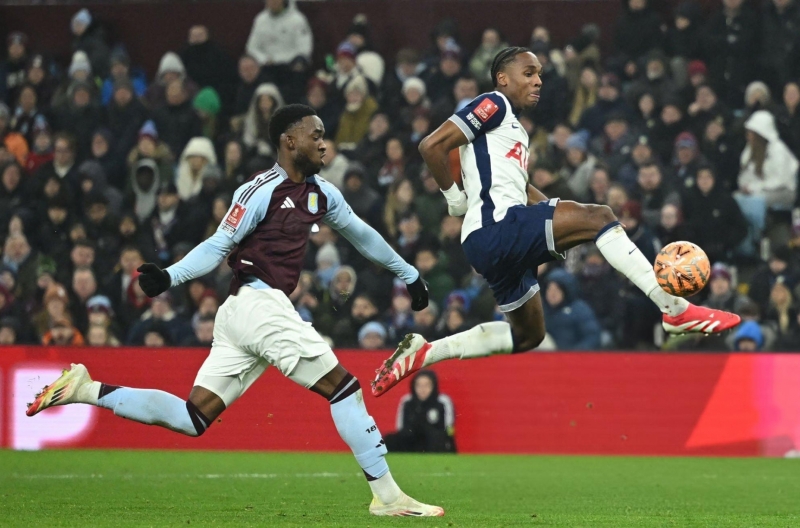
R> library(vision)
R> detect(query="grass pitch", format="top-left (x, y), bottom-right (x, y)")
top-left (1, 450), bottom-right (799, 527)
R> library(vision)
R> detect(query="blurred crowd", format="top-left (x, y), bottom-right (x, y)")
top-left (2, 0), bottom-right (800, 351)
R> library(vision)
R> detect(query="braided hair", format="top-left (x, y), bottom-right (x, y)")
top-left (490, 46), bottom-right (531, 87)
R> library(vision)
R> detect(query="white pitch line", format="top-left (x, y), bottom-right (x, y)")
top-left (8, 472), bottom-right (465, 480)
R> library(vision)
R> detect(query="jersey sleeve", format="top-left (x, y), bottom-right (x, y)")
top-left (217, 179), bottom-right (275, 244)
top-left (318, 178), bottom-right (355, 230)
top-left (448, 92), bottom-right (508, 143)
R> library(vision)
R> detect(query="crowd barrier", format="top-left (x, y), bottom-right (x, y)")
top-left (2, 347), bottom-right (799, 456)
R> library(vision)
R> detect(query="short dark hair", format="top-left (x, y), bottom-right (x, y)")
top-left (268, 104), bottom-right (317, 143)
top-left (490, 46), bottom-right (531, 87)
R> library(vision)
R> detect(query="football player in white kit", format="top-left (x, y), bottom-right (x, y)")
top-left (372, 47), bottom-right (741, 396)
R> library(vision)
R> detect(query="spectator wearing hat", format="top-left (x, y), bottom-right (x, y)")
top-left (303, 77), bottom-right (340, 139)
top-left (530, 158), bottom-right (579, 202)
top-left (87, 128), bottom-right (126, 190)
top-left (395, 77), bottom-right (430, 133)
top-left (749, 246), bottom-right (799, 316)
top-left (176, 136), bottom-right (219, 201)
top-left (126, 120), bottom-right (175, 195)
top-left (424, 39), bottom-right (463, 104)
top-left (41, 314), bottom-right (85, 346)
top-left (100, 46), bottom-right (147, 106)
top-left (1, 32), bottom-right (29, 105)
top-left (193, 87), bottom-right (222, 140)
top-left (0, 102), bottom-right (29, 167)
top-left (649, 97), bottom-right (689, 164)
top-left (704, 0), bottom-right (760, 108)
top-left (313, 265), bottom-right (356, 336)
top-left (380, 48), bottom-right (425, 115)
top-left (53, 78), bottom-right (103, 162)
top-left (628, 52), bottom-right (679, 110)
top-left (358, 320), bottom-right (388, 349)
top-left (181, 313), bottom-right (215, 347)
top-left (82, 189), bottom-right (120, 272)
top-left (0, 315), bottom-right (22, 344)
top-left (106, 81), bottom-right (147, 184)
top-left (27, 255), bottom-right (58, 315)
top-left (560, 130), bottom-right (597, 201)
top-left (78, 159), bottom-right (123, 213)
top-left (127, 289), bottom-right (192, 345)
top-left (180, 25), bottom-right (237, 111)
top-left (333, 41), bottom-right (368, 102)
top-left (678, 60), bottom-right (710, 105)
top-left (468, 28), bottom-right (507, 90)
top-left (384, 278), bottom-right (415, 342)
top-left (666, 1), bottom-right (703, 63)
top-left (70, 8), bottom-right (110, 79)
top-left (682, 165), bottom-right (747, 263)
top-left (24, 53), bottom-right (56, 108)
top-left (578, 73), bottom-right (631, 138)
top-left (242, 83), bottom-right (284, 160)
top-left (385, 370), bottom-right (456, 453)
top-left (335, 76), bottom-right (378, 151)
top-left (85, 294), bottom-right (121, 341)
top-left (143, 51), bottom-right (198, 111)
top-left (672, 131), bottom-right (708, 188)
top-left (51, 51), bottom-right (96, 111)
top-left (613, 0), bottom-right (664, 63)
top-left (733, 320), bottom-right (764, 351)
top-left (245, 0), bottom-right (313, 102)
top-left (703, 263), bottom-right (750, 314)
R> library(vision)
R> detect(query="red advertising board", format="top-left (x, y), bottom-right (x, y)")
top-left (2, 347), bottom-right (799, 456)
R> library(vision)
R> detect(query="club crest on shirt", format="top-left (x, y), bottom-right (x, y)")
top-left (222, 203), bottom-right (246, 235)
top-left (308, 192), bottom-right (319, 214)
top-left (474, 98), bottom-right (498, 122)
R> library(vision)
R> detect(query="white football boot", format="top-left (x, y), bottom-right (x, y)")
top-left (26, 363), bottom-right (94, 416)
top-left (369, 492), bottom-right (445, 517)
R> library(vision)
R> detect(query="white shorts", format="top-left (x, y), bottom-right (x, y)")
top-left (193, 286), bottom-right (338, 407)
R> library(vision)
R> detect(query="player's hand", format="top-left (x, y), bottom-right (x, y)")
top-left (137, 263), bottom-right (171, 298)
top-left (407, 276), bottom-right (429, 311)
top-left (442, 184), bottom-right (468, 217)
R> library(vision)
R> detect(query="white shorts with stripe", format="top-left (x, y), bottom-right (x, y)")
top-left (194, 285), bottom-right (337, 406)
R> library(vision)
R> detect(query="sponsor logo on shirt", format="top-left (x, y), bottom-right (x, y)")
top-left (474, 98), bottom-right (499, 122)
top-left (222, 203), bottom-right (246, 235)
top-left (467, 112), bottom-right (482, 129)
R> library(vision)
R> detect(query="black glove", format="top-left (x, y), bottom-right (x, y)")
top-left (407, 276), bottom-right (429, 311)
top-left (137, 263), bottom-right (171, 298)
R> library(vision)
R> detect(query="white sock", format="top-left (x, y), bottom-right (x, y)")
top-left (329, 375), bottom-right (401, 504)
top-left (424, 321), bottom-right (514, 366)
top-left (595, 223), bottom-right (688, 317)
top-left (94, 386), bottom-right (208, 436)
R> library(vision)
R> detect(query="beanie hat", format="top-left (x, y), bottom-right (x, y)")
top-left (68, 51), bottom-right (92, 76)
top-left (402, 77), bottom-right (426, 97)
top-left (336, 41), bottom-right (358, 60)
top-left (109, 46), bottom-right (131, 67)
top-left (566, 130), bottom-right (590, 153)
top-left (675, 131), bottom-right (698, 150)
top-left (138, 120), bottom-right (158, 141)
top-left (687, 60), bottom-right (707, 77)
top-left (86, 294), bottom-right (113, 315)
top-left (36, 256), bottom-right (58, 277)
top-left (71, 8), bottom-right (92, 33)
top-left (193, 87), bottom-right (222, 115)
top-left (358, 321), bottom-right (387, 343)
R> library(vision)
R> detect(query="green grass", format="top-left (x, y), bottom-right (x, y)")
top-left (1, 451), bottom-right (799, 527)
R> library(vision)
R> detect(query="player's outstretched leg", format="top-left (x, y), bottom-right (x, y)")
top-left (310, 363), bottom-right (444, 517)
top-left (27, 363), bottom-right (216, 437)
top-left (372, 321), bottom-right (515, 397)
top-left (553, 202), bottom-right (741, 335)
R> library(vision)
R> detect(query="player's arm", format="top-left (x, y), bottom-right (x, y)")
top-left (418, 120), bottom-right (470, 216)
top-left (527, 183), bottom-right (548, 205)
top-left (138, 185), bottom-right (269, 297)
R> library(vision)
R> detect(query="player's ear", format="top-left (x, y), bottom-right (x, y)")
top-left (496, 71), bottom-right (507, 87)
top-left (282, 132), bottom-right (295, 151)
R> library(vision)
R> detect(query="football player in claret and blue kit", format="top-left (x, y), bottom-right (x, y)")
top-left (27, 104), bottom-right (444, 518)
top-left (372, 47), bottom-right (741, 396)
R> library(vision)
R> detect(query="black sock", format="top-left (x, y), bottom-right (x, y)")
top-left (98, 384), bottom-right (121, 399)
top-left (329, 373), bottom-right (359, 404)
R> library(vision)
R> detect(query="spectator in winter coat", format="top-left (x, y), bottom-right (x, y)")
top-left (318, 140), bottom-right (348, 190)
top-left (783, 81), bottom-right (800, 157)
top-left (0, 102), bottom-right (28, 167)
top-left (100, 47), bottom-right (147, 106)
top-left (530, 41), bottom-right (569, 132)
top-left (176, 137), bottom-right (219, 202)
top-left (703, 0), bottom-right (760, 108)
top-left (542, 268), bottom-right (601, 350)
top-left (578, 249), bottom-right (625, 348)
top-left (733, 320), bottom-right (764, 351)
top-left (590, 112), bottom-right (637, 176)
top-left (358, 321), bottom-right (387, 349)
top-left (578, 73), bottom-right (631, 138)
top-left (737, 110), bottom-right (799, 210)
top-left (2, 32), bottom-right (29, 106)
top-left (180, 25), bottom-right (237, 111)
top-left (633, 161), bottom-right (681, 230)
top-left (666, 1), bottom-right (704, 62)
top-left (143, 52), bottom-right (198, 110)
top-left (703, 263), bottom-right (750, 314)
top-left (655, 203), bottom-right (695, 246)
top-left (560, 131), bottom-right (597, 201)
top-left (34, 132), bottom-right (79, 198)
top-left (232, 55), bottom-right (264, 123)
top-left (126, 120), bottom-right (175, 192)
top-left (70, 9), bottom-right (110, 79)
top-left (245, 0), bottom-right (313, 102)
top-left (385, 370), bottom-right (456, 453)
top-left (748, 245), bottom-right (799, 316)
top-left (682, 165), bottom-right (747, 263)
top-left (381, 48), bottom-right (425, 116)
top-left (341, 163), bottom-right (381, 226)
top-left (613, 0), bottom-right (664, 62)
top-left (415, 244), bottom-right (455, 307)
top-left (761, 0), bottom-right (800, 94)
top-left (335, 76), bottom-right (378, 151)
top-left (530, 158), bottom-right (578, 202)
top-left (42, 315), bottom-right (85, 346)
top-left (303, 77), bottom-right (340, 140)
top-left (672, 132), bottom-right (707, 189)
top-left (151, 79), bottom-right (203, 158)
top-left (468, 28), bottom-right (507, 90)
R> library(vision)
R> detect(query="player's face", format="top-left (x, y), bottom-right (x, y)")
top-left (499, 52), bottom-right (542, 110)
top-left (291, 116), bottom-right (327, 177)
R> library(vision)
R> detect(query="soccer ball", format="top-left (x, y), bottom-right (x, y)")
top-left (654, 241), bottom-right (710, 297)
